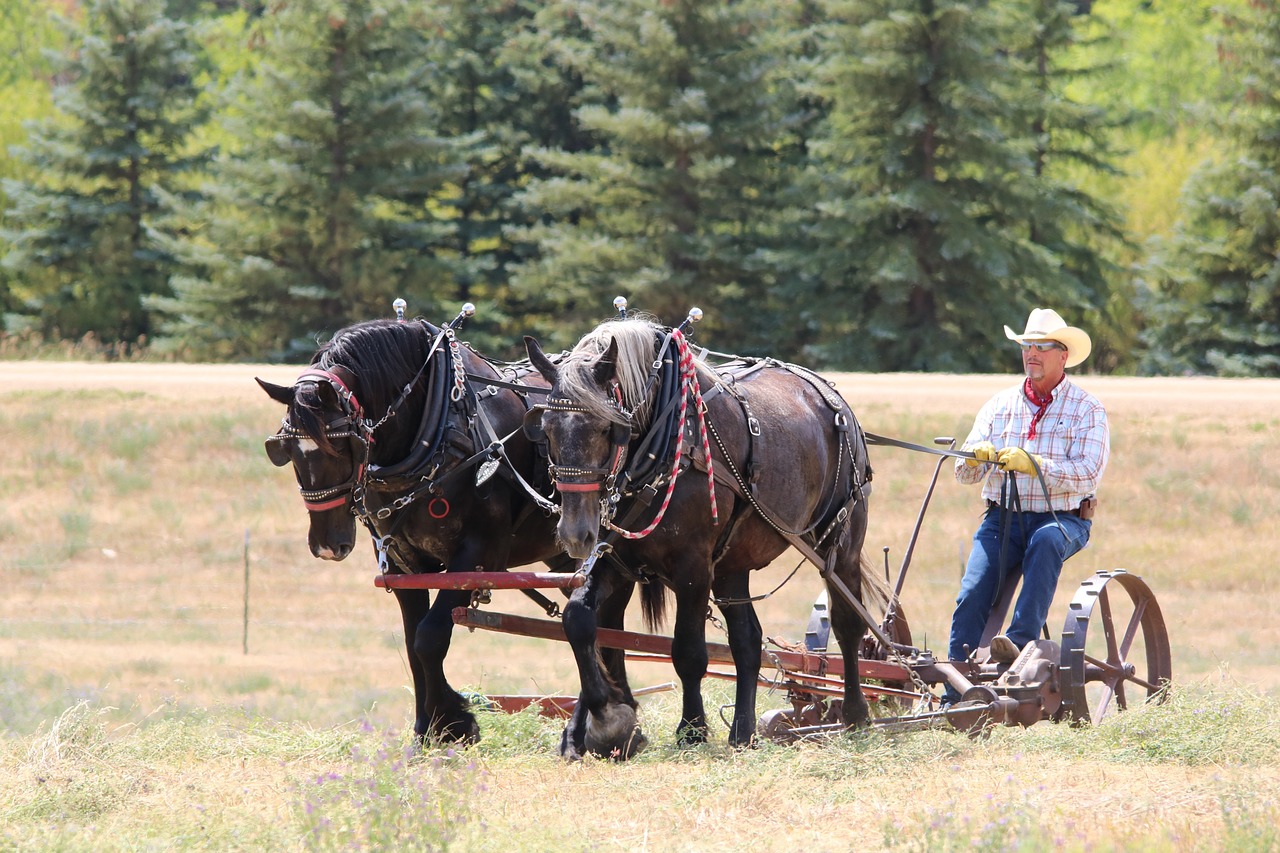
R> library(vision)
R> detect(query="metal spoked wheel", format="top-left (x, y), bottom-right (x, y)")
top-left (1058, 569), bottom-right (1172, 725)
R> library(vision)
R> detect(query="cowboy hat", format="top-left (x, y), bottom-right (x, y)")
top-left (1004, 308), bottom-right (1092, 369)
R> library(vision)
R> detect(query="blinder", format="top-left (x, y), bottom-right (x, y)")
top-left (267, 369), bottom-right (373, 512)
top-left (610, 419), bottom-right (632, 448)
top-left (265, 434), bottom-right (292, 467)
top-left (522, 407), bottom-right (545, 443)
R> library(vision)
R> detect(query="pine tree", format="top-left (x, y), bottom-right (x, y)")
top-left (1014, 0), bottom-right (1129, 371)
top-left (151, 0), bottom-right (469, 361)
top-left (422, 0), bottom-right (596, 358)
top-left (1138, 0), bottom-right (1280, 376)
top-left (0, 0), bottom-right (64, 320)
top-left (509, 0), bottom-right (800, 352)
top-left (803, 0), bottom-right (1077, 372)
top-left (1, 0), bottom-right (210, 346)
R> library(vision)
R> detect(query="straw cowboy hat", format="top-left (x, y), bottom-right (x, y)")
top-left (1004, 308), bottom-right (1092, 369)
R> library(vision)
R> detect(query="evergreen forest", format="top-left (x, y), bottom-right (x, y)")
top-left (1, 0), bottom-right (1277, 375)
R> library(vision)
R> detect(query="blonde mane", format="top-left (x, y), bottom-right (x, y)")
top-left (556, 318), bottom-right (664, 428)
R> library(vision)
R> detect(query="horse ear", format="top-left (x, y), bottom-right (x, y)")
top-left (592, 338), bottom-right (619, 385)
top-left (257, 377), bottom-right (294, 406)
top-left (525, 336), bottom-right (558, 384)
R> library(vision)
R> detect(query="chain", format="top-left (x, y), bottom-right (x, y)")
top-left (881, 641), bottom-right (936, 712)
top-left (705, 606), bottom-right (725, 635)
top-left (376, 493), bottom-right (418, 520)
top-left (705, 418), bottom-right (816, 538)
top-left (449, 330), bottom-right (467, 402)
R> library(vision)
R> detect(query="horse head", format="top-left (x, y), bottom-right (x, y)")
top-left (526, 331), bottom-right (639, 560)
top-left (258, 369), bottom-right (367, 560)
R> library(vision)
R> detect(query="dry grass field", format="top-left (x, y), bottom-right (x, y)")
top-left (1, 361), bottom-right (1278, 851)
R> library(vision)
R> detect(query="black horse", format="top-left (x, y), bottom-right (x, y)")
top-left (259, 316), bottom-right (593, 745)
top-left (525, 318), bottom-right (887, 760)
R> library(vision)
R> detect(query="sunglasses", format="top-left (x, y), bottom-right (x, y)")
top-left (1019, 341), bottom-right (1066, 352)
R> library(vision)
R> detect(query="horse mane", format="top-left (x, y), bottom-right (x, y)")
top-left (556, 318), bottom-right (663, 427)
top-left (316, 319), bottom-right (434, 414)
top-left (288, 319), bottom-right (434, 449)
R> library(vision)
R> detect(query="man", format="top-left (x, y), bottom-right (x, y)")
top-left (947, 308), bottom-right (1110, 683)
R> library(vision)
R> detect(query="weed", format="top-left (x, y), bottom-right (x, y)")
top-left (231, 673), bottom-right (274, 694)
top-left (1220, 783), bottom-right (1280, 852)
top-left (294, 728), bottom-right (485, 851)
top-left (58, 510), bottom-right (91, 558)
top-left (104, 459), bottom-right (150, 494)
top-left (881, 784), bottom-right (1083, 852)
top-left (107, 421), bottom-right (158, 462)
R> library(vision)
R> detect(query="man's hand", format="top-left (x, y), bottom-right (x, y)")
top-left (997, 446), bottom-right (1044, 475)
top-left (964, 441), bottom-right (998, 467)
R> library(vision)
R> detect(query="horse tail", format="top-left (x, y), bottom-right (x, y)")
top-left (640, 581), bottom-right (668, 633)
top-left (858, 550), bottom-right (891, 616)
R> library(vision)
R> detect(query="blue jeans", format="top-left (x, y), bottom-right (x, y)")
top-left (947, 506), bottom-right (1091, 666)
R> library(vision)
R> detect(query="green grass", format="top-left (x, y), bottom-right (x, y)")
top-left (1, 684), bottom-right (1277, 852)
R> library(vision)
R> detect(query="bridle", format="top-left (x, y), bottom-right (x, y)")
top-left (526, 327), bottom-right (718, 540)
top-left (267, 315), bottom-right (533, 525)
top-left (526, 391), bottom-right (633, 494)
top-left (266, 320), bottom-right (444, 514)
top-left (265, 368), bottom-right (372, 512)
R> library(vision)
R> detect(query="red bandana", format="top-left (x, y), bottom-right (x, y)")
top-left (1023, 377), bottom-right (1055, 440)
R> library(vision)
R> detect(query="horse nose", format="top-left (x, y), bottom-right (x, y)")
top-left (314, 512), bottom-right (360, 558)
top-left (558, 516), bottom-right (597, 560)
top-left (310, 529), bottom-right (354, 561)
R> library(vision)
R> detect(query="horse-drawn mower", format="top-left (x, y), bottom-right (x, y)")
top-left (267, 297), bottom-right (1170, 750)
top-left (374, 430), bottom-right (1171, 741)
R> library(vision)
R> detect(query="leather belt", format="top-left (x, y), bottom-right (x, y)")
top-left (987, 499), bottom-right (1081, 517)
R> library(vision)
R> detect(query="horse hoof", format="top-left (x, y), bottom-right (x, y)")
top-left (557, 728), bottom-right (584, 762)
top-left (585, 703), bottom-right (647, 760)
top-left (433, 713), bottom-right (480, 746)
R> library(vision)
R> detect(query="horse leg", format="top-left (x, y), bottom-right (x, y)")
top-left (561, 568), bottom-right (645, 760)
top-left (392, 587), bottom-right (434, 744)
top-left (411, 587), bottom-right (480, 744)
top-left (825, 547), bottom-right (873, 729)
top-left (711, 572), bottom-right (762, 747)
top-left (595, 577), bottom-right (638, 709)
top-left (670, 580), bottom-right (713, 745)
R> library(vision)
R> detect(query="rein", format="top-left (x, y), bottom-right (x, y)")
top-left (867, 430), bottom-right (1080, 545)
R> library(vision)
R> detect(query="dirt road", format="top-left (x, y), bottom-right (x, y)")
top-left (7, 360), bottom-right (1280, 419)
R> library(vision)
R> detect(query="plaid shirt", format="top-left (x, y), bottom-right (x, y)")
top-left (954, 376), bottom-right (1109, 512)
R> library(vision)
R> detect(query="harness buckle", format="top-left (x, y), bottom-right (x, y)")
top-left (373, 534), bottom-right (391, 579)
top-left (748, 416), bottom-right (761, 436)
top-left (577, 540), bottom-right (614, 577)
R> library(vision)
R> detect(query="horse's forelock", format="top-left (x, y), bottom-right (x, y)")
top-left (291, 385), bottom-right (340, 455)
top-left (316, 319), bottom-right (430, 417)
top-left (558, 319), bottom-right (659, 427)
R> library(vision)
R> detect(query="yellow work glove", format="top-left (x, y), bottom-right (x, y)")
top-left (996, 446), bottom-right (1044, 476)
top-left (964, 441), bottom-right (998, 468)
